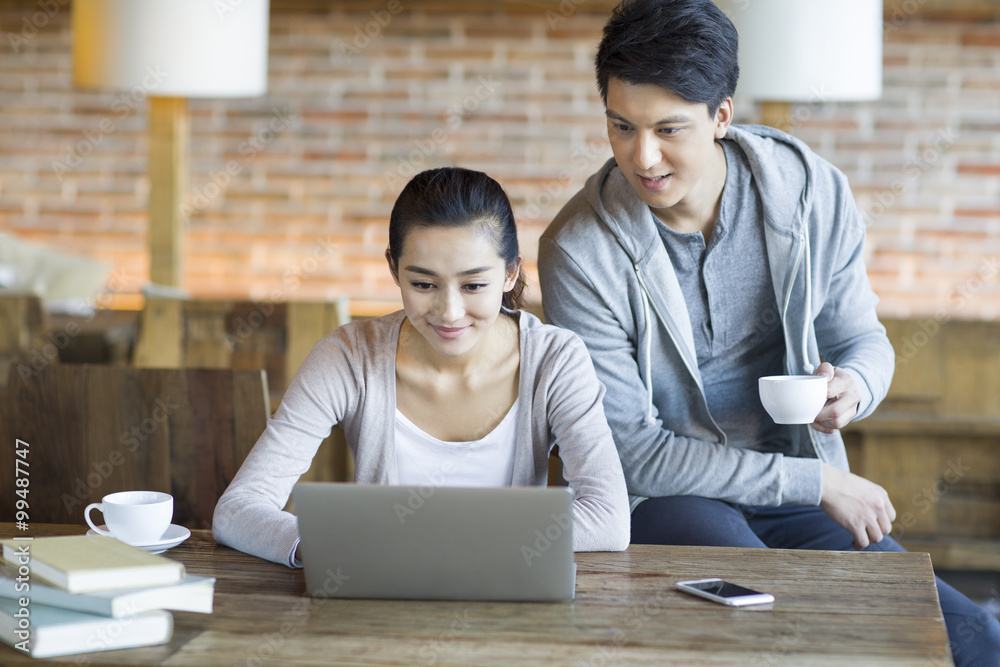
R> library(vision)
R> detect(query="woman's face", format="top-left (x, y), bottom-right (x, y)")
top-left (391, 224), bottom-right (519, 359)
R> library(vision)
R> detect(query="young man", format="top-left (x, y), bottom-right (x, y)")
top-left (538, 0), bottom-right (1000, 662)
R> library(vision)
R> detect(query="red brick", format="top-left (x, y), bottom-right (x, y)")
top-left (954, 208), bottom-right (1000, 218)
top-left (957, 164), bottom-right (1000, 175)
top-left (961, 31), bottom-right (1000, 47)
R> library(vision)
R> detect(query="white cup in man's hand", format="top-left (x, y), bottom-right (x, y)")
top-left (85, 490), bottom-right (173, 545)
top-left (758, 375), bottom-right (828, 424)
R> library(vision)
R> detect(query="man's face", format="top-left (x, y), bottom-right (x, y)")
top-left (605, 78), bottom-right (732, 220)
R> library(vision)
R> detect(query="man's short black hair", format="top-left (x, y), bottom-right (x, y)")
top-left (595, 0), bottom-right (740, 114)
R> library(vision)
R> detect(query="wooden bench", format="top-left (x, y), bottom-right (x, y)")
top-left (1, 365), bottom-right (269, 530)
top-left (844, 318), bottom-right (1000, 570)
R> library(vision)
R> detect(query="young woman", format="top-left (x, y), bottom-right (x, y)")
top-left (213, 167), bottom-right (630, 566)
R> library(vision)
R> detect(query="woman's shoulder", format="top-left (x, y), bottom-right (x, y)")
top-left (513, 309), bottom-right (601, 398)
top-left (515, 309), bottom-right (589, 358)
top-left (312, 310), bottom-right (405, 359)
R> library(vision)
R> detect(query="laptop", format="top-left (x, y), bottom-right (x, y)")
top-left (293, 482), bottom-right (576, 601)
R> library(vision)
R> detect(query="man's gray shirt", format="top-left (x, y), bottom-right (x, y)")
top-left (655, 139), bottom-right (792, 456)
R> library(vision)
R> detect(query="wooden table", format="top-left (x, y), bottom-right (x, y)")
top-left (1, 524), bottom-right (953, 666)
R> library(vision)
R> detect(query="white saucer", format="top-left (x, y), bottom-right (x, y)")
top-left (87, 524), bottom-right (192, 554)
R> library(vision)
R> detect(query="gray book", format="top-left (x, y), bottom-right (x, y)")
top-left (0, 598), bottom-right (172, 659)
top-left (0, 565), bottom-right (213, 618)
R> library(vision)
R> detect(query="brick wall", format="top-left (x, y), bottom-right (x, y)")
top-left (0, 0), bottom-right (998, 318)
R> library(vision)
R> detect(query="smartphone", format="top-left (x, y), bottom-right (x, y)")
top-left (675, 578), bottom-right (775, 607)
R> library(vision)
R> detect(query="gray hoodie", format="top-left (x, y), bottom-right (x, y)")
top-left (538, 124), bottom-right (894, 509)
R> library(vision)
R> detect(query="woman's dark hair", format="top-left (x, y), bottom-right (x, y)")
top-left (595, 0), bottom-right (739, 116)
top-left (388, 167), bottom-right (526, 311)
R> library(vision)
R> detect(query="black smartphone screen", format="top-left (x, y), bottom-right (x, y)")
top-left (688, 579), bottom-right (761, 598)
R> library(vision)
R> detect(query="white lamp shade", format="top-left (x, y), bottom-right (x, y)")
top-left (716, 0), bottom-right (883, 102)
top-left (73, 0), bottom-right (270, 98)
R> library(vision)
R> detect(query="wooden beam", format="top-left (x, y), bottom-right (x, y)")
top-left (148, 97), bottom-right (189, 288)
top-left (134, 297), bottom-right (184, 368)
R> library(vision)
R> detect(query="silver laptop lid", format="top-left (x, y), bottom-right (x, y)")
top-left (294, 483), bottom-right (575, 602)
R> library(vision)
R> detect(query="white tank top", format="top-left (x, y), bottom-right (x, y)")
top-left (394, 399), bottom-right (519, 487)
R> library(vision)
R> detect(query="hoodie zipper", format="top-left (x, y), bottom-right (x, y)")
top-left (634, 265), bottom-right (727, 446)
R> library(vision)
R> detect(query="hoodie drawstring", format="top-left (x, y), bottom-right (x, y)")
top-left (636, 266), bottom-right (656, 427)
top-left (801, 227), bottom-right (815, 375)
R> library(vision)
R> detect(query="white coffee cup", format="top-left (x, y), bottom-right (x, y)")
top-left (85, 491), bottom-right (173, 546)
top-left (758, 375), bottom-right (829, 424)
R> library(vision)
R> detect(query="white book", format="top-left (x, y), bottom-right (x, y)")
top-left (0, 566), bottom-right (214, 617)
top-left (1, 536), bottom-right (184, 593)
top-left (0, 598), bottom-right (172, 659)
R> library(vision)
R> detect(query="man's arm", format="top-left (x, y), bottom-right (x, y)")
top-left (809, 171), bottom-right (898, 546)
top-left (538, 235), bottom-right (823, 507)
top-left (812, 173), bottom-right (895, 424)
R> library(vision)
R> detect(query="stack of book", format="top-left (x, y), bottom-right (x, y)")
top-left (0, 534), bottom-right (214, 659)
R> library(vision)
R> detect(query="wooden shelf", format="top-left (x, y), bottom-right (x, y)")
top-left (901, 537), bottom-right (1000, 571)
top-left (846, 413), bottom-right (1000, 437)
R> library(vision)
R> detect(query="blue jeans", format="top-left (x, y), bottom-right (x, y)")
top-left (632, 497), bottom-right (1000, 667)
